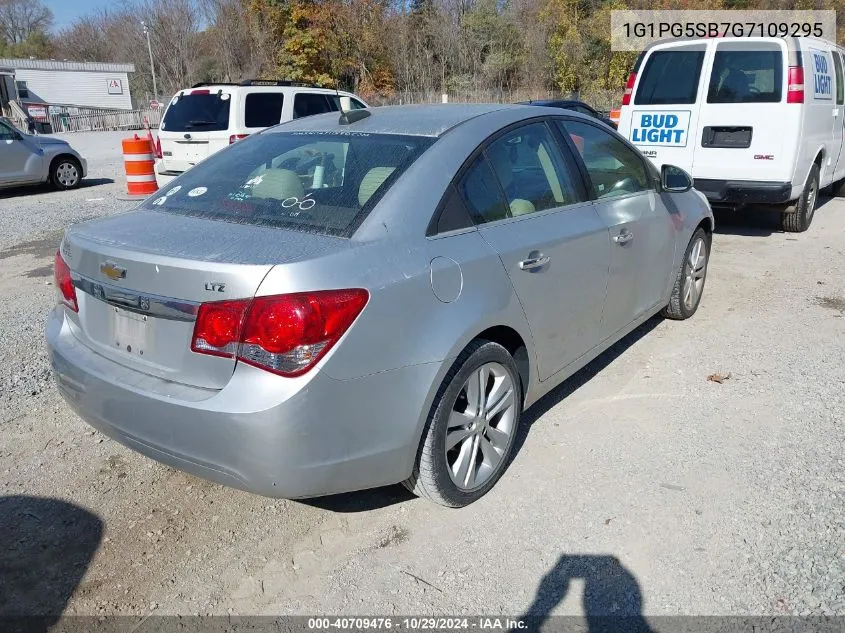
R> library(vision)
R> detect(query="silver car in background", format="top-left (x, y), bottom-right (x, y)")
top-left (1, 117), bottom-right (87, 191)
top-left (47, 104), bottom-right (713, 507)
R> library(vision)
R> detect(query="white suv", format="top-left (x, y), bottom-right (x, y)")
top-left (156, 80), bottom-right (368, 175)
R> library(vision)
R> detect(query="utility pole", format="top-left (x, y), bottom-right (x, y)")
top-left (141, 21), bottom-right (158, 103)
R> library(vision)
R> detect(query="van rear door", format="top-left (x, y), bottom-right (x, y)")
top-left (619, 42), bottom-right (708, 173)
top-left (692, 39), bottom-right (795, 184)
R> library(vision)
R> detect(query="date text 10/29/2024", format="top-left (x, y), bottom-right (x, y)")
top-left (308, 618), bottom-right (528, 630)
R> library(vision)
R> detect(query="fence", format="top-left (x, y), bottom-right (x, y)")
top-left (370, 88), bottom-right (623, 113)
top-left (47, 107), bottom-right (163, 134)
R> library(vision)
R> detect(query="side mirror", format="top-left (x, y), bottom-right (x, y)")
top-left (661, 164), bottom-right (693, 193)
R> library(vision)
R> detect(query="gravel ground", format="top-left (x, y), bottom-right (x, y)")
top-left (0, 131), bottom-right (843, 621)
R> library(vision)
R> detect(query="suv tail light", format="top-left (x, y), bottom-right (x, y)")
top-left (787, 66), bottom-right (805, 103)
top-left (191, 289), bottom-right (369, 377)
top-left (621, 72), bottom-right (637, 106)
top-left (54, 251), bottom-right (78, 312)
top-left (154, 136), bottom-right (162, 159)
top-left (229, 134), bottom-right (249, 144)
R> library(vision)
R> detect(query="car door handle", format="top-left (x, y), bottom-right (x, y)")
top-left (613, 230), bottom-right (633, 245)
top-left (518, 255), bottom-right (550, 270)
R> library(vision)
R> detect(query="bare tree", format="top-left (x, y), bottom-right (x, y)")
top-left (0, 0), bottom-right (53, 44)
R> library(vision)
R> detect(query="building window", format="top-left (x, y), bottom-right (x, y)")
top-left (15, 80), bottom-right (29, 99)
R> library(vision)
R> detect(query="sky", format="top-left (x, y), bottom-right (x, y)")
top-left (45, 0), bottom-right (111, 31)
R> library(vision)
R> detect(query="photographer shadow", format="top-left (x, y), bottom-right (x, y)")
top-left (518, 554), bottom-right (652, 633)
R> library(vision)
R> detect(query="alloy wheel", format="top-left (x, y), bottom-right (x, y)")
top-left (445, 362), bottom-right (517, 491)
top-left (682, 236), bottom-right (707, 312)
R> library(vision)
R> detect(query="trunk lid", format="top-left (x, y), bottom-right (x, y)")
top-left (63, 210), bottom-right (348, 389)
top-left (159, 90), bottom-right (232, 171)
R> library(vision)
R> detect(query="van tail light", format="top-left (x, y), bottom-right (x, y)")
top-left (154, 136), bottom-right (162, 159)
top-left (621, 72), bottom-right (637, 106)
top-left (191, 289), bottom-right (369, 377)
top-left (609, 108), bottom-right (621, 127)
top-left (54, 251), bottom-right (78, 313)
top-left (229, 134), bottom-right (249, 144)
top-left (787, 66), bottom-right (805, 103)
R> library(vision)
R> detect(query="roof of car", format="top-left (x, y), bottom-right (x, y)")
top-left (269, 103), bottom-right (535, 137)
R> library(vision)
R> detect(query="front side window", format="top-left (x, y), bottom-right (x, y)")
top-left (707, 43), bottom-right (783, 104)
top-left (293, 93), bottom-right (337, 119)
top-left (245, 93), bottom-right (284, 128)
top-left (635, 47), bottom-right (706, 105)
top-left (485, 122), bottom-right (584, 216)
top-left (161, 93), bottom-right (231, 132)
top-left (560, 120), bottom-right (650, 199)
top-left (0, 120), bottom-right (18, 140)
top-left (141, 132), bottom-right (432, 237)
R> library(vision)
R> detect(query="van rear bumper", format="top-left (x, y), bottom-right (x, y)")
top-left (694, 179), bottom-right (793, 206)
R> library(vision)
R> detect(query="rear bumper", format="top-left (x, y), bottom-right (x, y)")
top-left (46, 308), bottom-right (439, 498)
top-left (693, 179), bottom-right (793, 206)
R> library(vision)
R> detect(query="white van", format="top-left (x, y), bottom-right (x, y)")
top-left (156, 80), bottom-right (368, 176)
top-left (617, 36), bottom-right (845, 232)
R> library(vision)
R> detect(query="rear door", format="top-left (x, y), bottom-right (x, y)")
top-left (159, 89), bottom-right (232, 171)
top-left (620, 42), bottom-right (708, 173)
top-left (292, 92), bottom-right (339, 119)
top-left (693, 39), bottom-right (793, 183)
top-left (467, 121), bottom-right (611, 381)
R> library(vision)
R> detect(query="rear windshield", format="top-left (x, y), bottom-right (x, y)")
top-left (707, 44), bottom-right (783, 103)
top-left (142, 132), bottom-right (434, 237)
top-left (635, 48), bottom-right (706, 105)
top-left (161, 93), bottom-right (231, 132)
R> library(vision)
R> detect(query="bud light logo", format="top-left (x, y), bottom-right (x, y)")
top-left (812, 51), bottom-right (832, 100)
top-left (630, 111), bottom-right (691, 147)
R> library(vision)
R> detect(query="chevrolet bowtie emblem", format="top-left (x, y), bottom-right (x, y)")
top-left (100, 261), bottom-right (127, 281)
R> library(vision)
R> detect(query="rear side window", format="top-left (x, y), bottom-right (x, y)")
top-left (245, 93), bottom-right (284, 128)
top-left (485, 122), bottom-right (584, 216)
top-left (833, 52), bottom-right (844, 105)
top-left (635, 48), bottom-right (705, 105)
top-left (293, 93), bottom-right (337, 119)
top-left (161, 93), bottom-right (231, 132)
top-left (707, 43), bottom-right (783, 104)
top-left (141, 132), bottom-right (433, 237)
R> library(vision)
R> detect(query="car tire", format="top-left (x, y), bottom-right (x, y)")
top-left (782, 164), bottom-right (818, 233)
top-left (403, 340), bottom-right (522, 507)
top-left (661, 227), bottom-right (710, 320)
top-left (50, 157), bottom-right (82, 190)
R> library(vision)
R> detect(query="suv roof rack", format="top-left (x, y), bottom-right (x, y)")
top-left (190, 82), bottom-right (239, 88)
top-left (239, 79), bottom-right (318, 87)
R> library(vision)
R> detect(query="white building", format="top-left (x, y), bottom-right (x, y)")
top-left (0, 58), bottom-right (135, 111)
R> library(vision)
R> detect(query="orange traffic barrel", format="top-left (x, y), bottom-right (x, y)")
top-left (122, 135), bottom-right (158, 197)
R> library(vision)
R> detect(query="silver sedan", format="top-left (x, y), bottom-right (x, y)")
top-left (1, 117), bottom-right (87, 191)
top-left (47, 104), bottom-right (713, 507)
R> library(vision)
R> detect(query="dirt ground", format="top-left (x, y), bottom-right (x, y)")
top-left (0, 132), bottom-right (843, 621)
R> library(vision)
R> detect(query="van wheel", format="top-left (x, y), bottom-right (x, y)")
top-left (782, 164), bottom-right (819, 233)
top-left (403, 340), bottom-right (522, 507)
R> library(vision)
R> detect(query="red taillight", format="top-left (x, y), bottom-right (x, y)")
top-left (621, 72), bottom-right (637, 106)
top-left (191, 289), bottom-right (368, 377)
top-left (54, 251), bottom-right (78, 312)
top-left (191, 299), bottom-right (249, 358)
top-left (787, 66), bottom-right (805, 103)
top-left (154, 136), bottom-right (162, 159)
top-left (229, 134), bottom-right (249, 144)
top-left (190, 89), bottom-right (210, 95)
